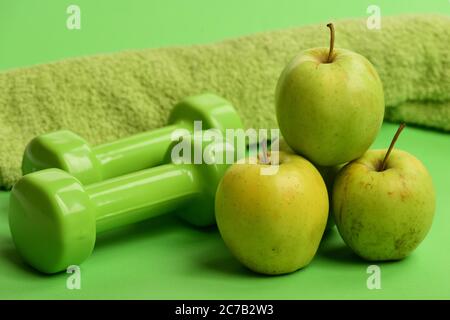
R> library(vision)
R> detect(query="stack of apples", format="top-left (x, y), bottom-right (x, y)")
top-left (215, 24), bottom-right (435, 275)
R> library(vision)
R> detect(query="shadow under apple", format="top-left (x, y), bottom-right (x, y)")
top-left (318, 228), bottom-right (410, 266)
top-left (317, 228), bottom-right (366, 265)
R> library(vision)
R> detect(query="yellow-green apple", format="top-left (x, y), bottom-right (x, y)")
top-left (333, 124), bottom-right (435, 260)
top-left (275, 23), bottom-right (384, 166)
top-left (280, 137), bottom-right (342, 231)
top-left (215, 151), bottom-right (328, 275)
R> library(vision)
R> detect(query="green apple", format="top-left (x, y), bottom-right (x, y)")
top-left (215, 151), bottom-right (329, 275)
top-left (275, 23), bottom-right (384, 166)
top-left (333, 125), bottom-right (435, 260)
top-left (280, 136), bottom-right (342, 230)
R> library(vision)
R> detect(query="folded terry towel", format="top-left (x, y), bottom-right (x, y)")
top-left (0, 14), bottom-right (449, 189)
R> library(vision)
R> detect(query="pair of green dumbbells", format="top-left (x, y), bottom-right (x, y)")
top-left (9, 94), bottom-right (245, 273)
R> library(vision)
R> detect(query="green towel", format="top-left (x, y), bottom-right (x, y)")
top-left (0, 14), bottom-right (449, 189)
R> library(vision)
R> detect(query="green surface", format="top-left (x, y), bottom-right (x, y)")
top-left (1, 123), bottom-right (449, 299)
top-left (0, 0), bottom-right (449, 299)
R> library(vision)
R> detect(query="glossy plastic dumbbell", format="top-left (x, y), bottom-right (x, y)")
top-left (9, 137), bottom-right (245, 274)
top-left (22, 93), bottom-right (243, 184)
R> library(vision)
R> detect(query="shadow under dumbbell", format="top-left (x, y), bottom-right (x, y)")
top-left (0, 244), bottom-right (51, 277)
top-left (1, 212), bottom-right (219, 276)
top-left (94, 209), bottom-right (221, 254)
top-left (92, 208), bottom-right (263, 278)
top-left (94, 213), bottom-right (184, 250)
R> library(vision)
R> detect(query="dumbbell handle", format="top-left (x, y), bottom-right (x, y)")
top-left (85, 162), bottom-right (201, 233)
top-left (93, 122), bottom-right (192, 180)
top-left (22, 94), bottom-right (244, 185)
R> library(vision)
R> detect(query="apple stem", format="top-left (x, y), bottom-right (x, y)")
top-left (258, 138), bottom-right (270, 165)
top-left (379, 123), bottom-right (406, 171)
top-left (326, 23), bottom-right (335, 63)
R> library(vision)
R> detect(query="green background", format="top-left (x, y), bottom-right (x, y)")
top-left (0, 0), bottom-right (449, 299)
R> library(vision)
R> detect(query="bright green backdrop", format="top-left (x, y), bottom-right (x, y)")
top-left (0, 0), bottom-right (449, 299)
top-left (1, 0), bottom-right (449, 70)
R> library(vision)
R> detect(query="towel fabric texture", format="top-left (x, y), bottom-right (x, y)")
top-left (0, 14), bottom-right (449, 189)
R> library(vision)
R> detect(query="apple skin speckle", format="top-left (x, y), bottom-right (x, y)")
top-left (276, 47), bottom-right (384, 167)
top-left (215, 152), bottom-right (329, 275)
top-left (332, 149), bottom-right (435, 261)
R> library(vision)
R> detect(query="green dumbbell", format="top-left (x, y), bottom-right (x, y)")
top-left (9, 136), bottom-right (248, 274)
top-left (22, 93), bottom-right (243, 184)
